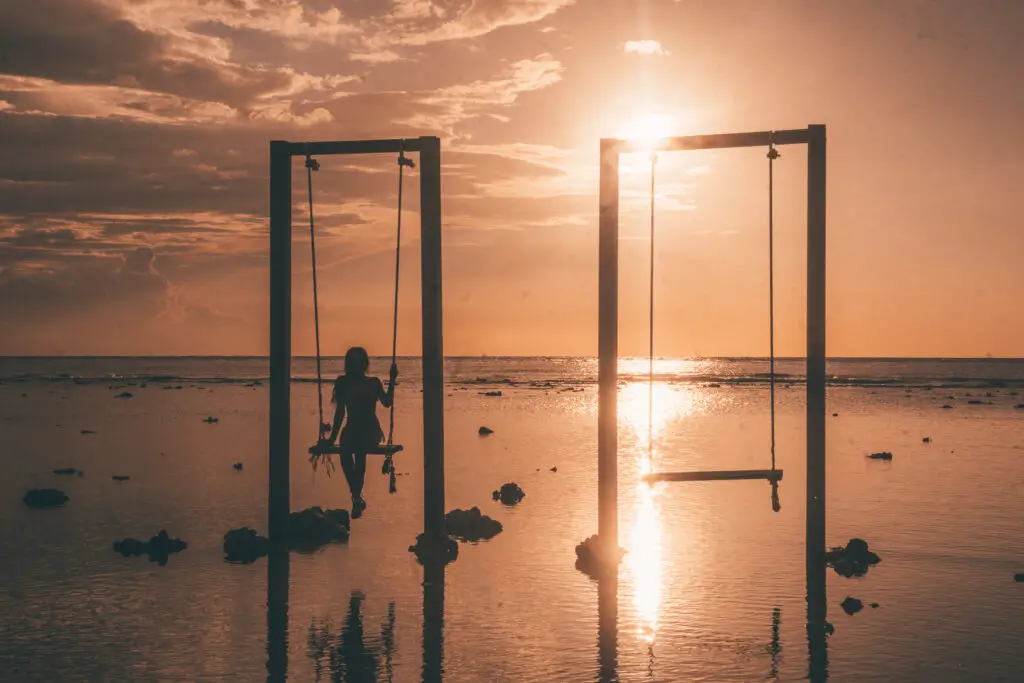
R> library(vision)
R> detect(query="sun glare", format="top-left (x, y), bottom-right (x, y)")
top-left (619, 113), bottom-right (676, 153)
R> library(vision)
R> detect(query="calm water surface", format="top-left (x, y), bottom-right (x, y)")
top-left (2, 358), bottom-right (1023, 682)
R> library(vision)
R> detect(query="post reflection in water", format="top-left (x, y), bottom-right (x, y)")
top-left (807, 560), bottom-right (829, 682)
top-left (267, 550), bottom-right (290, 683)
top-left (421, 560), bottom-right (446, 683)
top-left (597, 573), bottom-right (619, 683)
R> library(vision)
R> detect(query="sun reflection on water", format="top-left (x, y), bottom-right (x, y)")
top-left (619, 380), bottom-right (696, 647)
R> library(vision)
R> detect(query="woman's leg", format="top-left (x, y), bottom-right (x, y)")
top-left (338, 447), bottom-right (358, 496)
top-left (353, 451), bottom-right (368, 498)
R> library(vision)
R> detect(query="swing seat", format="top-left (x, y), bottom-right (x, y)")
top-left (643, 469), bottom-right (783, 484)
top-left (308, 442), bottom-right (404, 456)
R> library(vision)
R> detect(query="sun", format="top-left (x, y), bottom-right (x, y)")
top-left (619, 113), bottom-right (676, 153)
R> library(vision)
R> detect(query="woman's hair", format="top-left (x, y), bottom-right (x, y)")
top-left (344, 346), bottom-right (370, 375)
top-left (331, 347), bottom-right (370, 403)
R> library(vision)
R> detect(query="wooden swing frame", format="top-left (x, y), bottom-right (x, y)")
top-left (268, 136), bottom-right (446, 544)
top-left (596, 126), bottom-right (827, 568)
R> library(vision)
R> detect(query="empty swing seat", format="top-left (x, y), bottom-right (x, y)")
top-left (643, 469), bottom-right (783, 484)
top-left (309, 442), bottom-right (404, 456)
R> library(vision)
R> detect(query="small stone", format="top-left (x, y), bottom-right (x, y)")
top-left (550, 466), bottom-right (558, 472)
top-left (409, 532), bottom-right (459, 565)
top-left (483, 390), bottom-right (502, 397)
top-left (223, 527), bottom-right (270, 563)
top-left (52, 467), bottom-right (83, 476)
top-left (23, 489), bottom-right (69, 509)
top-left (285, 507), bottom-right (350, 550)
top-left (840, 597), bottom-right (863, 615)
top-left (1014, 573), bottom-right (1024, 582)
top-left (80, 429), bottom-right (96, 435)
top-left (114, 392), bottom-right (133, 398)
top-left (867, 451), bottom-right (893, 461)
top-left (492, 482), bottom-right (525, 505)
top-left (574, 534), bottom-right (625, 579)
top-left (922, 437), bottom-right (931, 443)
top-left (870, 602), bottom-right (880, 608)
top-left (233, 463), bottom-right (243, 471)
top-left (112, 475), bottom-right (130, 482)
top-left (203, 416), bottom-right (219, 423)
top-left (942, 404), bottom-right (954, 409)
top-left (825, 538), bottom-right (881, 578)
top-left (1015, 404), bottom-right (1024, 410)
top-left (445, 507), bottom-right (503, 542)
top-left (478, 426), bottom-right (494, 435)
top-left (113, 530), bottom-right (187, 565)
top-left (832, 413), bottom-right (838, 417)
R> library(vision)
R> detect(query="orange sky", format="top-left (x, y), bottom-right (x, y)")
top-left (1, 0), bottom-right (1022, 357)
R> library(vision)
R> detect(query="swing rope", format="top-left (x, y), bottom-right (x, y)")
top-left (306, 154), bottom-right (326, 440)
top-left (767, 134), bottom-right (781, 512)
top-left (383, 146), bottom-right (415, 492)
top-left (305, 153), bottom-right (337, 476)
top-left (647, 151), bottom-right (657, 468)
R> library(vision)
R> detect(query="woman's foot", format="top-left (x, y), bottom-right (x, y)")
top-left (351, 495), bottom-right (366, 519)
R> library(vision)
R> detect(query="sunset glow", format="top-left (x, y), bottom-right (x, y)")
top-left (619, 113), bottom-right (677, 154)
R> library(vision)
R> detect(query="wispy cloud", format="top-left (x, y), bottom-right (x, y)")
top-left (624, 39), bottom-right (669, 56)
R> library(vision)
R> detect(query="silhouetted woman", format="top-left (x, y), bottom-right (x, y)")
top-left (324, 347), bottom-right (397, 518)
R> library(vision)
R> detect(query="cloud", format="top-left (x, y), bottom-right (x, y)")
top-left (400, 53), bottom-right (563, 132)
top-left (395, 0), bottom-right (576, 45)
top-left (624, 39), bottom-right (669, 56)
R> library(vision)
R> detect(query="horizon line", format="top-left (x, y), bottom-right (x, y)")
top-left (1, 355), bottom-right (1022, 361)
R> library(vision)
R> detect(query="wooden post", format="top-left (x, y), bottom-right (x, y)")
top-left (806, 125), bottom-right (827, 569)
top-left (598, 139), bottom-right (620, 552)
top-left (418, 136), bottom-right (446, 540)
top-left (268, 141), bottom-right (292, 543)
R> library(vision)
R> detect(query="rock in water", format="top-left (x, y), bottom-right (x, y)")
top-left (285, 507), bottom-right (350, 551)
top-left (942, 404), bottom-right (954, 409)
top-left (409, 533), bottom-right (459, 565)
top-left (492, 482), bottom-right (526, 505)
top-left (114, 392), bottom-right (133, 399)
top-left (840, 597), bottom-right (863, 615)
top-left (52, 467), bottom-right (83, 476)
top-left (111, 476), bottom-right (130, 482)
top-left (1015, 573), bottom-right (1024, 582)
top-left (223, 527), bottom-right (271, 563)
top-left (550, 466), bottom-right (558, 473)
top-left (232, 462), bottom-right (243, 471)
top-left (574, 534), bottom-right (625, 579)
top-left (478, 426), bottom-right (494, 435)
top-left (203, 416), bottom-right (219, 423)
top-left (870, 602), bottom-right (880, 608)
top-left (23, 489), bottom-right (69, 508)
top-left (114, 530), bottom-right (187, 566)
top-left (483, 391), bottom-right (502, 397)
top-left (867, 451), bottom-right (893, 461)
top-left (445, 507), bottom-right (502, 542)
top-left (825, 538), bottom-right (881, 578)
top-left (922, 437), bottom-right (931, 443)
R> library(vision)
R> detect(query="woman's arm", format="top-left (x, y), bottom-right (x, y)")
top-left (327, 402), bottom-right (345, 442)
top-left (327, 379), bottom-right (346, 442)
top-left (377, 377), bottom-right (395, 408)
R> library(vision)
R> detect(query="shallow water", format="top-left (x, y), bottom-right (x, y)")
top-left (2, 358), bottom-right (1023, 682)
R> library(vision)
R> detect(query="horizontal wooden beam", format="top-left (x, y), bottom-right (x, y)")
top-left (608, 129), bottom-right (811, 155)
top-left (644, 469), bottom-right (783, 483)
top-left (279, 137), bottom-right (433, 157)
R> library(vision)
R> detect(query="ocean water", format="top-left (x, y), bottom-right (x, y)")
top-left (2, 357), bottom-right (1023, 683)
